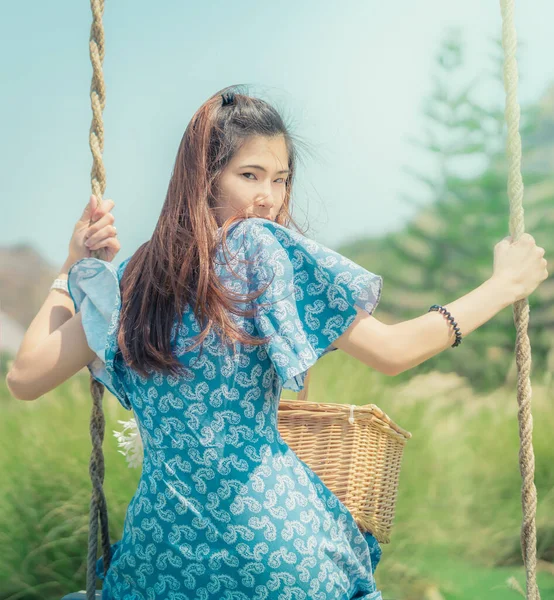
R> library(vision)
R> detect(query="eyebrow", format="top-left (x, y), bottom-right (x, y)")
top-left (239, 164), bottom-right (290, 174)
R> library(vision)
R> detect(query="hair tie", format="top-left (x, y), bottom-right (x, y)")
top-left (221, 92), bottom-right (235, 106)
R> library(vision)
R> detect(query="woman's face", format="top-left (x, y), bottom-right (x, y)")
top-left (214, 135), bottom-right (290, 226)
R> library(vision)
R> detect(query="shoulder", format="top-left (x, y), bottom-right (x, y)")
top-left (226, 217), bottom-right (305, 260)
top-left (229, 217), bottom-right (310, 251)
top-left (219, 218), bottom-right (349, 279)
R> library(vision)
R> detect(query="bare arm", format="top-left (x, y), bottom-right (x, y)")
top-left (332, 276), bottom-right (516, 376)
top-left (6, 311), bottom-right (97, 400)
top-left (5, 257), bottom-right (97, 401)
top-left (13, 258), bottom-right (76, 360)
top-left (384, 276), bottom-right (515, 374)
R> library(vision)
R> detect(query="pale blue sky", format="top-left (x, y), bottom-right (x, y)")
top-left (2, 0), bottom-right (553, 270)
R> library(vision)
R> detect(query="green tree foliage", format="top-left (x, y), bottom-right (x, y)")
top-left (343, 28), bottom-right (554, 393)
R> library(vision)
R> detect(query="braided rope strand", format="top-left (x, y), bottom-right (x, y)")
top-left (500, 0), bottom-right (540, 598)
top-left (87, 1), bottom-right (112, 598)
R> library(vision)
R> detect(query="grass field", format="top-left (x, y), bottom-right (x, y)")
top-left (1, 357), bottom-right (553, 600)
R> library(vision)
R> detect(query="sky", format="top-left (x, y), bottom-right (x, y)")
top-left (2, 0), bottom-right (553, 270)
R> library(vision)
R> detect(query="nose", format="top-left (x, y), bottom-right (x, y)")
top-left (255, 191), bottom-right (275, 209)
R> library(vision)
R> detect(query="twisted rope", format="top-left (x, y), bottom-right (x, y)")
top-left (500, 0), bottom-right (541, 598)
top-left (86, 1), bottom-right (111, 599)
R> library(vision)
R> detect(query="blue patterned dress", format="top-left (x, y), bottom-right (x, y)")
top-left (67, 217), bottom-right (384, 600)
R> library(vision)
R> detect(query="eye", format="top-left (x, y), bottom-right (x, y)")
top-left (242, 173), bottom-right (288, 184)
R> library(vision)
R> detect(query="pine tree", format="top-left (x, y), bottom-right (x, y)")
top-left (345, 28), bottom-right (554, 392)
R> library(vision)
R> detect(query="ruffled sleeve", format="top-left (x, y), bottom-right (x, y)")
top-left (67, 256), bottom-right (133, 410)
top-left (238, 218), bottom-right (383, 392)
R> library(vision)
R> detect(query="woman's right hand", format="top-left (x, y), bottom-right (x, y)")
top-left (493, 233), bottom-right (549, 302)
top-left (68, 195), bottom-right (120, 265)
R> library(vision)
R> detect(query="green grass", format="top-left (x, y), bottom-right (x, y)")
top-left (1, 355), bottom-right (554, 599)
top-left (382, 544), bottom-right (554, 599)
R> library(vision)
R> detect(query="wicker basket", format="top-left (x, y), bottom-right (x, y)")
top-left (277, 371), bottom-right (412, 544)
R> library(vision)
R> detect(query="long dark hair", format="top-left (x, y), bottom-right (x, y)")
top-left (117, 85), bottom-right (308, 378)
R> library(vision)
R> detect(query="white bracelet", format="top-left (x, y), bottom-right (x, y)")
top-left (50, 278), bottom-right (69, 294)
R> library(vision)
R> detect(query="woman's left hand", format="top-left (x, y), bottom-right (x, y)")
top-left (67, 194), bottom-right (121, 265)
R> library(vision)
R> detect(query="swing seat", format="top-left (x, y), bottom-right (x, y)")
top-left (61, 592), bottom-right (102, 599)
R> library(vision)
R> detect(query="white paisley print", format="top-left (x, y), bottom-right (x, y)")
top-left (67, 217), bottom-right (384, 600)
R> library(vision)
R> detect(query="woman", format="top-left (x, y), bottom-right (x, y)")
top-left (6, 86), bottom-right (548, 600)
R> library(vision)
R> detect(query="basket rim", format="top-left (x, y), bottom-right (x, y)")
top-left (278, 399), bottom-right (412, 439)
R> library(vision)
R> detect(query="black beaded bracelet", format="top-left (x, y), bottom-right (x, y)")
top-left (428, 304), bottom-right (463, 347)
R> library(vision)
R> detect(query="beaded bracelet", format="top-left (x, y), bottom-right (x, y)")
top-left (428, 304), bottom-right (463, 347)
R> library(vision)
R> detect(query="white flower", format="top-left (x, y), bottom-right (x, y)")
top-left (113, 417), bottom-right (143, 469)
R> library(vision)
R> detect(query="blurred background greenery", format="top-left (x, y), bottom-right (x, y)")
top-left (2, 24), bottom-right (554, 600)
